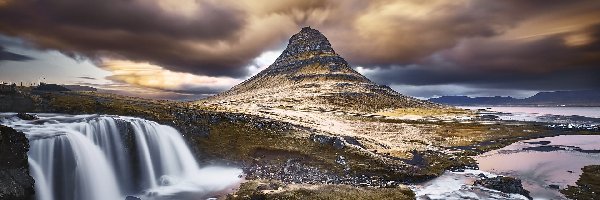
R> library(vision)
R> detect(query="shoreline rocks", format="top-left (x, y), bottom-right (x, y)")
top-left (474, 176), bottom-right (531, 199)
top-left (0, 125), bottom-right (35, 200)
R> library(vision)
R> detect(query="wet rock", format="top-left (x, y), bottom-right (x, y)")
top-left (125, 196), bottom-right (141, 200)
top-left (0, 125), bottom-right (35, 200)
top-left (16, 113), bottom-right (37, 120)
top-left (310, 134), bottom-right (345, 149)
top-left (475, 176), bottom-right (531, 199)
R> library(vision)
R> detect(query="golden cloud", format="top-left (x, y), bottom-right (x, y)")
top-left (102, 59), bottom-right (240, 93)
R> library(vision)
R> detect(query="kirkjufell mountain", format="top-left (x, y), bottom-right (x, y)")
top-left (204, 27), bottom-right (438, 112)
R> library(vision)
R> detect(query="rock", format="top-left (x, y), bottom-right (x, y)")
top-left (310, 134), bottom-right (345, 149)
top-left (0, 125), bottom-right (35, 200)
top-left (332, 137), bottom-right (345, 149)
top-left (335, 155), bottom-right (347, 165)
top-left (16, 113), bottom-right (37, 120)
top-left (125, 196), bottom-right (141, 200)
top-left (474, 176), bottom-right (532, 199)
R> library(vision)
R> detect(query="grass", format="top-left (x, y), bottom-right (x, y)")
top-left (376, 107), bottom-right (471, 118)
top-left (228, 180), bottom-right (414, 200)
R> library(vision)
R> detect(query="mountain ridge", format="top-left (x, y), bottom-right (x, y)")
top-left (429, 90), bottom-right (600, 106)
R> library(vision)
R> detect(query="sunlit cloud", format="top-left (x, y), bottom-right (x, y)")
top-left (101, 59), bottom-right (240, 94)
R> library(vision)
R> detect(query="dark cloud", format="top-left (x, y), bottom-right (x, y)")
top-left (1, 0), bottom-right (599, 95)
top-left (363, 65), bottom-right (600, 91)
top-left (76, 76), bottom-right (96, 80)
top-left (0, 0), bottom-right (252, 76)
top-left (0, 46), bottom-right (33, 61)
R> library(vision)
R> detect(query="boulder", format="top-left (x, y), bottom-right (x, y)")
top-left (474, 176), bottom-right (531, 199)
top-left (16, 113), bottom-right (37, 120)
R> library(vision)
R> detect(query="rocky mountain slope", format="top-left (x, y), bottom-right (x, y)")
top-left (203, 27), bottom-right (438, 113)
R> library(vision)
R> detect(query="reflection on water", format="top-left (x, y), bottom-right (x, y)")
top-left (477, 135), bottom-right (600, 200)
top-left (414, 135), bottom-right (600, 200)
top-left (461, 106), bottom-right (600, 119)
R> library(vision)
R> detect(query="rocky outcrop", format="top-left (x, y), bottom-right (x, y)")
top-left (203, 27), bottom-right (439, 113)
top-left (474, 176), bottom-right (531, 199)
top-left (0, 125), bottom-right (35, 200)
top-left (16, 113), bottom-right (38, 120)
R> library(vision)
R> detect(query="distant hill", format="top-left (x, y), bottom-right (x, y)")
top-left (33, 83), bottom-right (70, 91)
top-left (202, 27), bottom-right (440, 112)
top-left (429, 90), bottom-right (600, 106)
top-left (62, 85), bottom-right (97, 91)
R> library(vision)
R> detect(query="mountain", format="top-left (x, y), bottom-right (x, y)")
top-left (203, 27), bottom-right (438, 112)
top-left (430, 90), bottom-right (600, 106)
top-left (429, 96), bottom-right (518, 106)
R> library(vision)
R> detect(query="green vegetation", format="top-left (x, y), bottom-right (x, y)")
top-left (561, 165), bottom-right (600, 199)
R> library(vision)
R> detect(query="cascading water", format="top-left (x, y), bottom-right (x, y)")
top-left (0, 113), bottom-right (243, 200)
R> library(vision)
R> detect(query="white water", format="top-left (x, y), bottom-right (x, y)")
top-left (412, 170), bottom-right (529, 200)
top-left (0, 113), bottom-right (243, 200)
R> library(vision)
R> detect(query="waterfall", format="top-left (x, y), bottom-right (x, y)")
top-left (0, 113), bottom-right (242, 200)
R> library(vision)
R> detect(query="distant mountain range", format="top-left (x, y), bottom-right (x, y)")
top-left (429, 90), bottom-right (600, 106)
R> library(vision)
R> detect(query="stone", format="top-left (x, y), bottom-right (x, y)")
top-left (16, 113), bottom-right (37, 120)
top-left (125, 196), bottom-right (141, 200)
top-left (474, 176), bottom-right (532, 199)
top-left (0, 125), bottom-right (35, 200)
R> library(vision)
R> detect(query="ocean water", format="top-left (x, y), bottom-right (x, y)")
top-left (460, 106), bottom-right (600, 119)
top-left (415, 108), bottom-right (600, 200)
top-left (415, 135), bottom-right (600, 200)
top-left (476, 135), bottom-right (600, 199)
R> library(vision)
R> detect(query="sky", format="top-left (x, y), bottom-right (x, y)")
top-left (1, 0), bottom-right (599, 100)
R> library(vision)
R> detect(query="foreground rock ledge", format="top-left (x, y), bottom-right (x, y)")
top-left (0, 125), bottom-right (35, 200)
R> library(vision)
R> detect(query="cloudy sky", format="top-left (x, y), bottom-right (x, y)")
top-left (1, 0), bottom-right (599, 100)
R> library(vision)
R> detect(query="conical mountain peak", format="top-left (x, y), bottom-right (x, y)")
top-left (204, 27), bottom-right (437, 113)
top-left (275, 27), bottom-right (336, 63)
